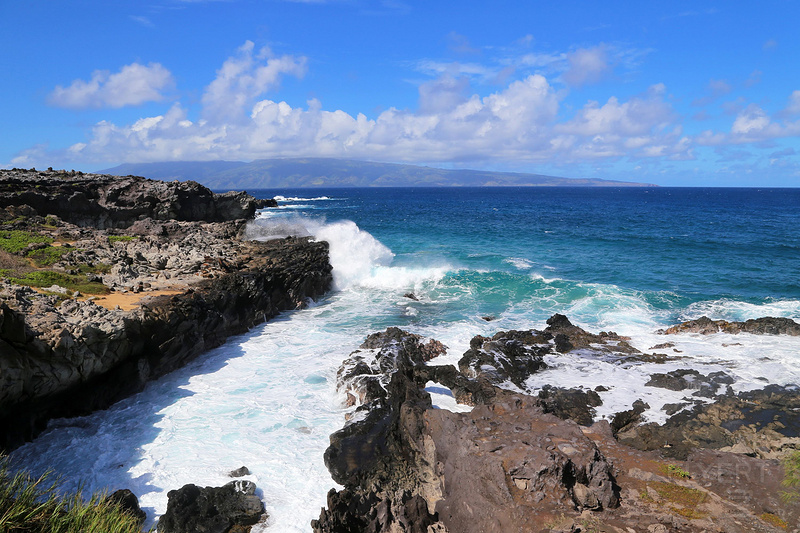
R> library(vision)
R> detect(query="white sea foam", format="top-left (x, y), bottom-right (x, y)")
top-left (273, 195), bottom-right (332, 202)
top-left (504, 257), bottom-right (534, 270)
top-left (683, 298), bottom-right (800, 322)
top-left (424, 381), bottom-right (473, 413)
top-left (11, 305), bottom-right (357, 531)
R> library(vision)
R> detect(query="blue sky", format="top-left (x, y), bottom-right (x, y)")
top-left (2, 1), bottom-right (799, 186)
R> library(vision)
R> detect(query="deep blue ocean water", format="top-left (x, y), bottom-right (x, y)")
top-left (255, 186), bottom-right (800, 320)
top-left (12, 186), bottom-right (800, 531)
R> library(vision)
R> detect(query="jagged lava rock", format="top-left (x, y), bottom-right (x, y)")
top-left (0, 168), bottom-right (258, 228)
top-left (661, 315), bottom-right (800, 336)
top-left (158, 480), bottom-right (265, 533)
top-left (315, 328), bottom-right (620, 533)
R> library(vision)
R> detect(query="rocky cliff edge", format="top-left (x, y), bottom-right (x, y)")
top-left (0, 168), bottom-right (332, 451)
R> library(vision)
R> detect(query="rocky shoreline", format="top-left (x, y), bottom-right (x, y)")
top-left (0, 168), bottom-right (332, 452)
top-left (314, 316), bottom-right (800, 532)
top-left (3, 168), bottom-right (800, 532)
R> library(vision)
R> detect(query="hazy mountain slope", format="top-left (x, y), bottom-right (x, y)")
top-left (101, 161), bottom-right (247, 182)
top-left (101, 158), bottom-right (657, 188)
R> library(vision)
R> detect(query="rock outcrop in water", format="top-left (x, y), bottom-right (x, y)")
top-left (158, 480), bottom-right (266, 533)
top-left (661, 315), bottom-right (800, 336)
top-left (0, 168), bottom-right (333, 451)
top-left (315, 319), bottom-right (800, 532)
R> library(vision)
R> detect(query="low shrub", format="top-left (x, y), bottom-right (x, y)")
top-left (0, 230), bottom-right (52, 254)
top-left (27, 246), bottom-right (69, 267)
top-left (7, 270), bottom-right (109, 295)
top-left (661, 463), bottom-right (691, 479)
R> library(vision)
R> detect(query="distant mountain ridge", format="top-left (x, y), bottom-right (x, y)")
top-left (101, 158), bottom-right (658, 189)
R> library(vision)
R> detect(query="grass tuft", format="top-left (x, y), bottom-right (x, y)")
top-left (0, 455), bottom-right (146, 533)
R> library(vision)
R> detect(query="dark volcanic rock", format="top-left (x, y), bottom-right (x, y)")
top-left (0, 169), bottom-right (259, 229)
top-left (0, 237), bottom-right (331, 450)
top-left (645, 369), bottom-right (734, 398)
top-left (336, 327), bottom-right (446, 407)
top-left (0, 170), bottom-right (334, 451)
top-left (537, 384), bottom-right (603, 426)
top-left (107, 489), bottom-right (146, 526)
top-left (662, 315), bottom-right (800, 336)
top-left (315, 328), bottom-right (620, 533)
top-left (229, 466), bottom-right (251, 478)
top-left (459, 329), bottom-right (550, 388)
top-left (317, 322), bottom-right (800, 532)
top-left (545, 313), bottom-right (640, 354)
top-left (617, 384), bottom-right (800, 459)
top-left (457, 316), bottom-right (644, 394)
top-left (254, 197), bottom-right (278, 209)
top-left (610, 399), bottom-right (650, 435)
top-left (158, 481), bottom-right (265, 533)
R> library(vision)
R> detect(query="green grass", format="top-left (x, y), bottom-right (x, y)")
top-left (0, 455), bottom-right (146, 533)
top-left (27, 246), bottom-right (70, 267)
top-left (780, 449), bottom-right (800, 502)
top-left (0, 230), bottom-right (52, 254)
top-left (75, 262), bottom-right (112, 274)
top-left (108, 235), bottom-right (136, 244)
top-left (661, 463), bottom-right (691, 479)
top-left (7, 270), bottom-right (110, 295)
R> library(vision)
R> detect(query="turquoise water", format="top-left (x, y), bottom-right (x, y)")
top-left (260, 187), bottom-right (800, 325)
top-left (12, 186), bottom-right (800, 531)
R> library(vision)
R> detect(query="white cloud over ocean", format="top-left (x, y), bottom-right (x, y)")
top-left (26, 41), bottom-right (696, 168)
top-left (48, 63), bottom-right (174, 109)
top-left (10, 38), bottom-right (796, 183)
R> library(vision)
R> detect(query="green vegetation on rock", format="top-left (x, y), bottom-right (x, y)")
top-left (0, 230), bottom-right (52, 253)
top-left (27, 246), bottom-right (69, 267)
top-left (780, 449), bottom-right (800, 502)
top-left (760, 512), bottom-right (788, 529)
top-left (0, 456), bottom-right (146, 533)
top-left (661, 463), bottom-right (691, 479)
top-left (7, 270), bottom-right (109, 295)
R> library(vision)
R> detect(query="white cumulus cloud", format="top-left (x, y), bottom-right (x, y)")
top-left (698, 95), bottom-right (800, 145)
top-left (25, 41), bottom-right (698, 170)
top-left (48, 63), bottom-right (174, 109)
top-left (201, 40), bottom-right (307, 123)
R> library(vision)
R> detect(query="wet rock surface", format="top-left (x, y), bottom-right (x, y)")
top-left (645, 368), bottom-right (734, 398)
top-left (618, 384), bottom-right (800, 461)
top-left (107, 488), bottom-right (147, 526)
top-left (0, 169), bottom-right (332, 450)
top-left (661, 315), bottom-right (800, 336)
top-left (316, 321), bottom-right (800, 532)
top-left (158, 480), bottom-right (266, 533)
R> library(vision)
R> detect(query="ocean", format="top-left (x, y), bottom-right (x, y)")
top-left (10, 186), bottom-right (800, 531)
